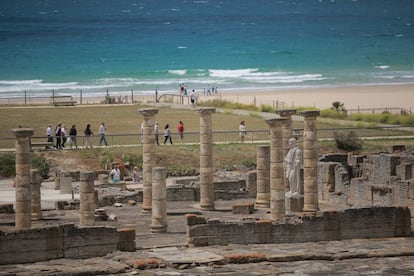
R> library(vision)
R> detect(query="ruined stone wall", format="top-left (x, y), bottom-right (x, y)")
top-left (186, 207), bottom-right (411, 246)
top-left (0, 224), bottom-right (135, 265)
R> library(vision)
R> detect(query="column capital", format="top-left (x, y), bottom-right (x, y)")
top-left (276, 109), bottom-right (296, 117)
top-left (265, 117), bottom-right (287, 128)
top-left (197, 107), bottom-right (216, 115)
top-left (300, 110), bottom-right (320, 118)
top-left (11, 128), bottom-right (34, 138)
top-left (138, 108), bottom-right (159, 117)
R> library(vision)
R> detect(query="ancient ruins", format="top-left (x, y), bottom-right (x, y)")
top-left (0, 108), bottom-right (412, 267)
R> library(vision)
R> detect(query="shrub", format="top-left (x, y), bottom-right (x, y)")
top-left (31, 155), bottom-right (50, 179)
top-left (334, 131), bottom-right (363, 152)
top-left (0, 154), bottom-right (15, 177)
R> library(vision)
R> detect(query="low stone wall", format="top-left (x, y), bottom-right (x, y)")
top-left (0, 224), bottom-right (135, 265)
top-left (186, 207), bottom-right (411, 246)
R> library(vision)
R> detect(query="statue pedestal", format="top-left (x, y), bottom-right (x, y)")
top-left (285, 193), bottom-right (304, 213)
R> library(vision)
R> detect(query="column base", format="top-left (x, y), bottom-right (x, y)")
top-left (285, 193), bottom-right (304, 213)
top-left (199, 204), bottom-right (215, 211)
top-left (150, 224), bottom-right (167, 233)
top-left (255, 200), bottom-right (270, 209)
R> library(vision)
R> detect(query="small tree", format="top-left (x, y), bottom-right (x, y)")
top-left (332, 101), bottom-right (345, 112)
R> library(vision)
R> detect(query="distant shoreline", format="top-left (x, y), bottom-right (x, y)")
top-left (213, 83), bottom-right (414, 111)
top-left (0, 83), bottom-right (413, 111)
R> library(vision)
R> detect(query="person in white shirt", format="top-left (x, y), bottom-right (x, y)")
top-left (98, 122), bottom-right (108, 146)
top-left (110, 165), bottom-right (121, 183)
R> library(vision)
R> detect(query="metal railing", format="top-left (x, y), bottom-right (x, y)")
top-left (1, 126), bottom-right (414, 151)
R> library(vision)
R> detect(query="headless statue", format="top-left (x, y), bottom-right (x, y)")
top-left (284, 137), bottom-right (302, 196)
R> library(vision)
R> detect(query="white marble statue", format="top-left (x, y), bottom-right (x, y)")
top-left (284, 137), bottom-right (302, 196)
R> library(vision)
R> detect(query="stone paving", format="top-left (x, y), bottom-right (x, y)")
top-left (1, 179), bottom-right (414, 275)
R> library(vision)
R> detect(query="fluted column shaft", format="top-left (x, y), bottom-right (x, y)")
top-left (255, 145), bottom-right (270, 208)
top-left (151, 167), bottom-right (167, 233)
top-left (265, 118), bottom-right (287, 219)
top-left (30, 169), bottom-right (42, 220)
top-left (80, 171), bottom-right (95, 226)
top-left (11, 128), bottom-right (34, 230)
top-left (198, 107), bottom-right (216, 210)
top-left (138, 108), bottom-right (159, 213)
top-left (301, 110), bottom-right (320, 212)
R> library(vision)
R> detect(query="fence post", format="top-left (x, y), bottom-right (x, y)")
top-left (24, 90), bottom-right (27, 105)
top-left (131, 89), bottom-right (134, 103)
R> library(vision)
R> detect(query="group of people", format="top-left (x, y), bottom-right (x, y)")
top-left (46, 122), bottom-right (108, 149)
top-left (151, 120), bottom-right (185, 145)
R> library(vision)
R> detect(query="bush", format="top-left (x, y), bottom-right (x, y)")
top-left (31, 155), bottom-right (50, 179)
top-left (0, 154), bottom-right (15, 177)
top-left (334, 131), bottom-right (363, 152)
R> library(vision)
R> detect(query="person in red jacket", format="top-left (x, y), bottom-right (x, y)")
top-left (177, 121), bottom-right (184, 142)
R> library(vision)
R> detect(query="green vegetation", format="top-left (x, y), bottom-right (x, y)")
top-left (334, 131), bottom-right (363, 152)
top-left (0, 154), bottom-right (49, 178)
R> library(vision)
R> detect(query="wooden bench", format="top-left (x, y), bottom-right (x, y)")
top-left (50, 95), bottom-right (77, 106)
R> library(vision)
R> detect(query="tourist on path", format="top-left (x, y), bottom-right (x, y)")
top-left (61, 124), bottom-right (67, 148)
top-left (84, 123), bottom-right (93, 148)
top-left (46, 124), bottom-right (53, 143)
top-left (190, 90), bottom-right (196, 107)
top-left (55, 123), bottom-right (62, 149)
top-left (69, 124), bottom-right (78, 149)
top-left (239, 120), bottom-right (246, 143)
top-left (163, 124), bottom-right (173, 145)
top-left (177, 121), bottom-right (184, 142)
top-left (98, 122), bottom-right (108, 146)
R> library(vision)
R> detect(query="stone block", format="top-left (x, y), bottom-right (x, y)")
top-left (255, 220), bottom-right (272, 243)
top-left (232, 203), bottom-right (255, 214)
top-left (285, 195), bottom-right (304, 213)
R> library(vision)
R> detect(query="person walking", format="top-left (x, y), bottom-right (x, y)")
top-left (163, 124), bottom-right (173, 145)
top-left (84, 123), bottom-right (93, 148)
top-left (55, 123), bottom-right (62, 149)
top-left (98, 122), bottom-right (108, 146)
top-left (239, 120), bottom-right (247, 143)
top-left (61, 124), bottom-right (67, 148)
top-left (177, 120), bottom-right (184, 142)
top-left (190, 90), bottom-right (196, 108)
top-left (154, 122), bottom-right (160, 145)
top-left (46, 124), bottom-right (53, 143)
top-left (69, 124), bottom-right (78, 149)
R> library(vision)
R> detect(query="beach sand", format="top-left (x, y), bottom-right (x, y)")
top-left (207, 84), bottom-right (414, 112)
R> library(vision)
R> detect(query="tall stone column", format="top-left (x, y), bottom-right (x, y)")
top-left (198, 107), bottom-right (216, 210)
top-left (11, 128), bottom-right (34, 230)
top-left (138, 108), bottom-right (159, 213)
top-left (276, 109), bottom-right (297, 192)
top-left (265, 118), bottom-right (287, 219)
top-left (80, 171), bottom-right (95, 226)
top-left (255, 145), bottom-right (270, 208)
top-left (301, 110), bottom-right (320, 212)
top-left (151, 167), bottom-right (167, 233)
top-left (30, 169), bottom-right (42, 221)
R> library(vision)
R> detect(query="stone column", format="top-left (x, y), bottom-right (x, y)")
top-left (265, 118), bottom-right (287, 219)
top-left (11, 128), bottom-right (34, 230)
top-left (138, 108), bottom-right (159, 213)
top-left (30, 169), bottom-right (42, 221)
top-left (198, 107), bottom-right (216, 210)
top-left (276, 109), bottom-right (297, 192)
top-left (301, 110), bottom-right (320, 212)
top-left (255, 145), bottom-right (270, 208)
top-left (151, 167), bottom-right (167, 233)
top-left (80, 171), bottom-right (95, 226)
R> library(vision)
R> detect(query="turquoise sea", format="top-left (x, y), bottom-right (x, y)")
top-left (0, 0), bottom-right (413, 98)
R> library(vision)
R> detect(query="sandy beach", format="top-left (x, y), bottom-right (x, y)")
top-left (211, 84), bottom-right (414, 112)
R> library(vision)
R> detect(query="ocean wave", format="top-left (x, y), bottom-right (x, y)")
top-left (209, 69), bottom-right (326, 83)
top-left (168, 70), bottom-right (187, 75)
top-left (375, 65), bottom-right (390, 69)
